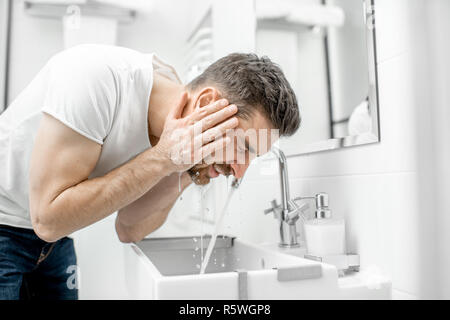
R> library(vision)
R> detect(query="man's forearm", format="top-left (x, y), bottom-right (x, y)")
top-left (117, 171), bottom-right (191, 227)
top-left (115, 172), bottom-right (192, 242)
top-left (33, 148), bottom-right (173, 242)
top-left (115, 195), bottom-right (177, 243)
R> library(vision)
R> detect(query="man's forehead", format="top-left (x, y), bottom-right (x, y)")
top-left (233, 108), bottom-right (278, 155)
top-left (236, 108), bottom-right (272, 129)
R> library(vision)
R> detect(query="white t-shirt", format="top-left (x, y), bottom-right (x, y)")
top-left (0, 44), bottom-right (181, 229)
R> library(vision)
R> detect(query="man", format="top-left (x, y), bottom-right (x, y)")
top-left (0, 44), bottom-right (300, 299)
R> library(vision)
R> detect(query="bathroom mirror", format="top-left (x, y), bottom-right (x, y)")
top-left (0, 0), bottom-right (10, 113)
top-left (255, 0), bottom-right (379, 156)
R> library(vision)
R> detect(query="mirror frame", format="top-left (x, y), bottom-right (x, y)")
top-left (260, 0), bottom-right (380, 157)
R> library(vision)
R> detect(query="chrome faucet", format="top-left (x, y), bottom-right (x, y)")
top-left (264, 146), bottom-right (309, 248)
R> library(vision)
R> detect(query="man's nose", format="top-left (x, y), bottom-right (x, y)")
top-left (230, 163), bottom-right (249, 179)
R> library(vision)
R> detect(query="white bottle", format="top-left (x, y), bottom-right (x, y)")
top-left (304, 193), bottom-right (346, 256)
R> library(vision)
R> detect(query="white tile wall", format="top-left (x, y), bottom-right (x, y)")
top-left (375, 0), bottom-right (413, 63)
top-left (426, 0), bottom-right (450, 299)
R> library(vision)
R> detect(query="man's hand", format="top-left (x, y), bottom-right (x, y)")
top-left (152, 92), bottom-right (239, 173)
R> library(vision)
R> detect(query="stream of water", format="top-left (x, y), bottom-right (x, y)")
top-left (199, 185), bottom-right (237, 274)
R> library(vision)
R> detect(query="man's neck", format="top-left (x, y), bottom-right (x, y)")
top-left (147, 73), bottom-right (190, 139)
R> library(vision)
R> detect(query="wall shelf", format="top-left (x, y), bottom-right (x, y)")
top-left (24, 0), bottom-right (136, 23)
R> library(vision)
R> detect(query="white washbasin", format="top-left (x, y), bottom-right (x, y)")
top-left (123, 236), bottom-right (391, 299)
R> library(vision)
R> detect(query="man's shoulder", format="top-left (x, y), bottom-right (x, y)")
top-left (49, 44), bottom-right (151, 70)
top-left (44, 45), bottom-right (147, 87)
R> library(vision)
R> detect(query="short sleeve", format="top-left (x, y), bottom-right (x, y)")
top-left (41, 46), bottom-right (118, 145)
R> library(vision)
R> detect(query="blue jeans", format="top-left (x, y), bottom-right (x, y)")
top-left (0, 224), bottom-right (78, 300)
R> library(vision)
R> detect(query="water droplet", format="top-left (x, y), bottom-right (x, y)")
top-left (193, 237), bottom-right (198, 243)
top-left (196, 264), bottom-right (200, 269)
top-left (221, 263), bottom-right (225, 267)
top-left (192, 254), bottom-right (196, 258)
top-left (195, 246), bottom-right (199, 251)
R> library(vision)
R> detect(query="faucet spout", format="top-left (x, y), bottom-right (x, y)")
top-left (271, 146), bottom-right (290, 214)
top-left (264, 146), bottom-right (304, 248)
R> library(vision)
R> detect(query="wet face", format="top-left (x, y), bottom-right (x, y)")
top-left (189, 109), bottom-right (277, 185)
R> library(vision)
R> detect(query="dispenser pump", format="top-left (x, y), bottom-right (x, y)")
top-left (315, 193), bottom-right (332, 219)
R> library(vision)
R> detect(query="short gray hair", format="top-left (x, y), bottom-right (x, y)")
top-left (187, 53), bottom-right (301, 136)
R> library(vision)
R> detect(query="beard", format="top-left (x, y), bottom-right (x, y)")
top-left (188, 163), bottom-right (233, 185)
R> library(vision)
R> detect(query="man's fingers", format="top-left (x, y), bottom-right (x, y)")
top-left (171, 134), bottom-right (231, 166)
top-left (189, 99), bottom-right (235, 123)
top-left (200, 136), bottom-right (231, 161)
top-left (198, 104), bottom-right (238, 132)
top-left (193, 117), bottom-right (238, 146)
top-left (190, 117), bottom-right (238, 152)
top-left (168, 91), bottom-right (189, 120)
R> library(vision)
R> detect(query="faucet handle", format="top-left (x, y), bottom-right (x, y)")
top-left (298, 202), bottom-right (310, 213)
top-left (285, 201), bottom-right (310, 224)
top-left (264, 199), bottom-right (278, 213)
top-left (264, 199), bottom-right (281, 219)
top-left (293, 196), bottom-right (315, 202)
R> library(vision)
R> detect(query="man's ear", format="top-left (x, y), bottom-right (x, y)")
top-left (194, 87), bottom-right (221, 110)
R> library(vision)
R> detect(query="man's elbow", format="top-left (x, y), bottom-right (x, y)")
top-left (116, 228), bottom-right (141, 243)
top-left (115, 218), bottom-right (144, 243)
top-left (31, 210), bottom-right (62, 243)
top-left (116, 226), bottom-right (141, 243)
top-left (33, 223), bottom-right (61, 243)
top-left (117, 231), bottom-right (137, 243)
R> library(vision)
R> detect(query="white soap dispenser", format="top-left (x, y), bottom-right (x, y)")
top-left (304, 193), bottom-right (346, 257)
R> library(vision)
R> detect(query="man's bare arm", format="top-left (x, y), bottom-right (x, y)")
top-left (29, 114), bottom-right (172, 242)
top-left (115, 172), bottom-right (192, 243)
